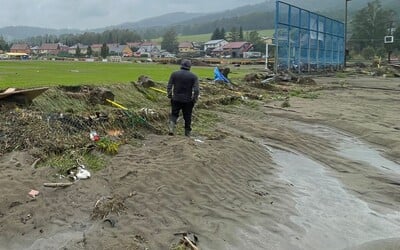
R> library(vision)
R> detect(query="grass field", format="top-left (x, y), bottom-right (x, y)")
top-left (0, 61), bottom-right (217, 88)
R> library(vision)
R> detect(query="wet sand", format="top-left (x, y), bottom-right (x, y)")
top-left (0, 76), bottom-right (399, 249)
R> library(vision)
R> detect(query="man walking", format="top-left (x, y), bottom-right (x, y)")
top-left (167, 59), bottom-right (199, 137)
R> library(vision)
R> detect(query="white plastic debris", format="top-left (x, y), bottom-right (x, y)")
top-left (76, 166), bottom-right (91, 179)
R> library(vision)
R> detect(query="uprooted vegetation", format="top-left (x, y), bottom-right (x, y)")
top-left (0, 67), bottom-right (372, 173)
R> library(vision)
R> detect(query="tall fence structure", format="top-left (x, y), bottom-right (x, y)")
top-left (275, 1), bottom-right (345, 73)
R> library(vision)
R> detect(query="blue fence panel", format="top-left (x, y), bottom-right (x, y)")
top-left (275, 1), bottom-right (344, 73)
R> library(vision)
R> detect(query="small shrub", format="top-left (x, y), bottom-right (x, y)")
top-left (96, 137), bottom-right (120, 155)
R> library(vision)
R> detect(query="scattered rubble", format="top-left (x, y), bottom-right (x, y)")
top-left (91, 195), bottom-right (127, 220)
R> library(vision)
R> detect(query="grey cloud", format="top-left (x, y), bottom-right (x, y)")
top-left (0, 0), bottom-right (265, 29)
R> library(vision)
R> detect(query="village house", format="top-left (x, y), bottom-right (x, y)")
top-left (135, 42), bottom-right (160, 57)
top-left (39, 43), bottom-right (61, 55)
top-left (204, 39), bottom-right (228, 55)
top-left (91, 44), bottom-right (103, 55)
top-left (68, 43), bottom-right (88, 55)
top-left (211, 47), bottom-right (224, 57)
top-left (30, 46), bottom-right (40, 55)
top-left (178, 42), bottom-right (195, 53)
top-left (10, 44), bottom-right (31, 54)
top-left (222, 41), bottom-right (253, 58)
top-left (107, 44), bottom-right (133, 57)
top-left (127, 42), bottom-right (141, 50)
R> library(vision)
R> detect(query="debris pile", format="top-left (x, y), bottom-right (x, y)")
top-left (59, 85), bottom-right (115, 105)
top-left (91, 195), bottom-right (127, 220)
top-left (0, 100), bottom-right (159, 159)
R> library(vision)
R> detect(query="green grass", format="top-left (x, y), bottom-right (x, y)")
top-left (0, 61), bottom-right (215, 88)
top-left (41, 152), bottom-right (106, 174)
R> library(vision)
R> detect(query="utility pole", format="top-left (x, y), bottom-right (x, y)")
top-left (344, 0), bottom-right (351, 68)
top-left (387, 21), bottom-right (393, 63)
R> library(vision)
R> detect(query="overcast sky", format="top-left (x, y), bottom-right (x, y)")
top-left (0, 0), bottom-right (266, 30)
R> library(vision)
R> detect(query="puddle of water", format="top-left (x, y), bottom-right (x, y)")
top-left (291, 122), bottom-right (400, 173)
top-left (27, 231), bottom-right (83, 250)
top-left (271, 148), bottom-right (400, 250)
top-left (1, 230), bottom-right (83, 250)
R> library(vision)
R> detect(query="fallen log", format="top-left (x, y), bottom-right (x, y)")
top-left (43, 182), bottom-right (74, 188)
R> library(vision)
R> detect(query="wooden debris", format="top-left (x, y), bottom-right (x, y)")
top-left (183, 236), bottom-right (199, 250)
top-left (30, 158), bottom-right (41, 169)
top-left (0, 87), bottom-right (49, 105)
top-left (43, 182), bottom-right (74, 187)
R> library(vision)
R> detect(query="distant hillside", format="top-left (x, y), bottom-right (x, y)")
top-left (120, 12), bottom-right (205, 28)
top-left (175, 1), bottom-right (275, 27)
top-left (172, 0), bottom-right (400, 36)
top-left (0, 26), bottom-right (81, 42)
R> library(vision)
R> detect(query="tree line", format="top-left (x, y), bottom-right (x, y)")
top-left (16, 29), bottom-right (142, 47)
top-left (349, 0), bottom-right (399, 59)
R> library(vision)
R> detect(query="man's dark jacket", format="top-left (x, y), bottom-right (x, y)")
top-left (167, 68), bottom-right (199, 103)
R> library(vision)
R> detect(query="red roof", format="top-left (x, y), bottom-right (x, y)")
top-left (39, 43), bottom-right (60, 50)
top-left (11, 44), bottom-right (29, 50)
top-left (223, 42), bottom-right (250, 49)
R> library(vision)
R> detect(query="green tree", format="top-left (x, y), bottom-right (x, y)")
top-left (87, 45), bottom-right (93, 57)
top-left (220, 28), bottom-right (226, 40)
top-left (393, 26), bottom-right (400, 54)
top-left (227, 27), bottom-right (240, 42)
top-left (247, 30), bottom-right (264, 52)
top-left (100, 43), bottom-right (109, 58)
top-left (0, 36), bottom-right (8, 51)
top-left (239, 26), bottom-right (244, 41)
top-left (161, 28), bottom-right (179, 53)
top-left (361, 46), bottom-right (375, 59)
top-left (75, 45), bottom-right (81, 57)
top-left (211, 28), bottom-right (221, 40)
top-left (351, 0), bottom-right (396, 53)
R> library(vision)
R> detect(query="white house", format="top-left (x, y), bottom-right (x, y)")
top-left (204, 39), bottom-right (228, 54)
top-left (68, 43), bottom-right (88, 55)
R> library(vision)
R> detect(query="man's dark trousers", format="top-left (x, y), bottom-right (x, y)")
top-left (170, 99), bottom-right (194, 132)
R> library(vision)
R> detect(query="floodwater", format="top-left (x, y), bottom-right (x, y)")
top-left (290, 122), bottom-right (400, 173)
top-left (270, 122), bottom-right (400, 250)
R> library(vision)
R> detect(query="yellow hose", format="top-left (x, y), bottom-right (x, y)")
top-left (149, 87), bottom-right (167, 94)
top-left (106, 99), bottom-right (128, 110)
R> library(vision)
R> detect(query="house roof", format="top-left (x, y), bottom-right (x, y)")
top-left (108, 44), bottom-right (131, 53)
top-left (140, 42), bottom-right (157, 46)
top-left (70, 43), bottom-right (88, 49)
top-left (205, 39), bottom-right (226, 45)
top-left (39, 43), bottom-right (60, 50)
top-left (127, 42), bottom-right (141, 47)
top-left (10, 44), bottom-right (29, 50)
top-left (91, 44), bottom-right (103, 49)
top-left (212, 47), bottom-right (224, 52)
top-left (178, 42), bottom-right (193, 48)
top-left (223, 42), bottom-right (251, 49)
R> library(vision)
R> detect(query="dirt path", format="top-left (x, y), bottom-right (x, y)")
top-left (0, 76), bottom-right (400, 250)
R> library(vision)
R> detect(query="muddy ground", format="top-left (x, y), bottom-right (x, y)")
top-left (0, 72), bottom-right (400, 250)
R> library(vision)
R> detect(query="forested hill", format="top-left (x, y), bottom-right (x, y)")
top-left (0, 26), bottom-right (80, 42)
top-left (143, 0), bottom-right (399, 37)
